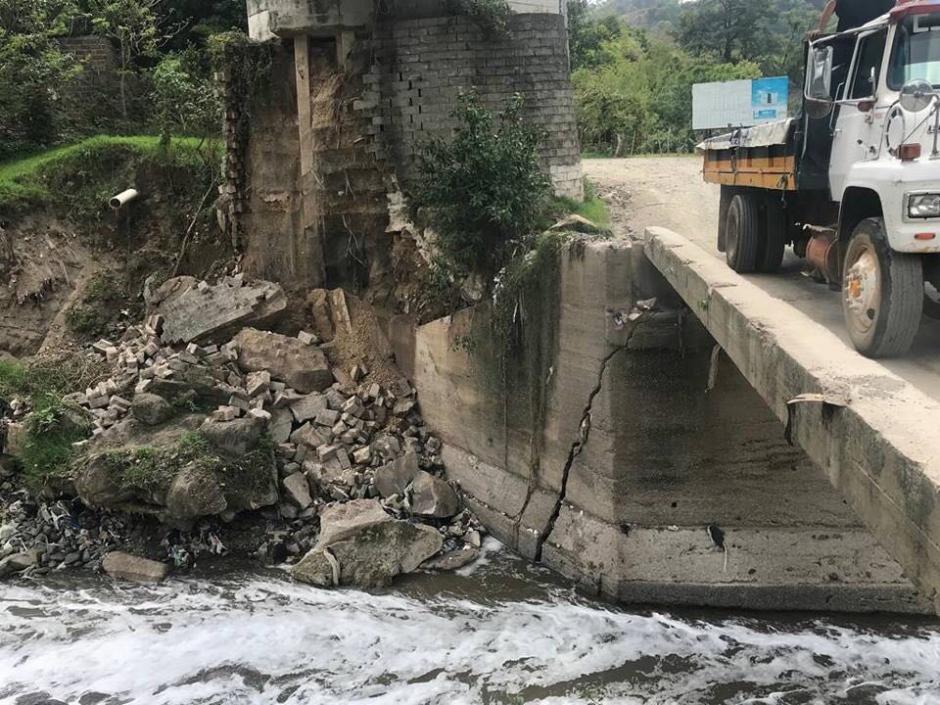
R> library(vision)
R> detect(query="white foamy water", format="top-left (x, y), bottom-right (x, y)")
top-left (1, 552), bottom-right (939, 705)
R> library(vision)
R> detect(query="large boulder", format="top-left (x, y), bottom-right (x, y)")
top-left (0, 548), bottom-right (40, 578)
top-left (200, 416), bottom-right (265, 457)
top-left (73, 453), bottom-right (140, 508)
top-left (232, 328), bottom-right (333, 394)
top-left (72, 416), bottom-right (277, 526)
top-left (131, 393), bottom-right (174, 426)
top-left (150, 276), bottom-right (287, 345)
top-left (410, 471), bottom-right (461, 518)
top-left (291, 499), bottom-right (443, 588)
top-left (164, 466), bottom-right (227, 523)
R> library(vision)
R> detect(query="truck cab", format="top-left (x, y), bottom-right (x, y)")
top-left (703, 0), bottom-right (940, 357)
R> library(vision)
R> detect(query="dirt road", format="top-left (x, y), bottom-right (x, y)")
top-left (584, 156), bottom-right (940, 403)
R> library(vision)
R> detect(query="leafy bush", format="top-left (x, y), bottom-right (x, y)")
top-left (152, 49), bottom-right (220, 142)
top-left (572, 28), bottom-right (761, 156)
top-left (416, 92), bottom-right (551, 284)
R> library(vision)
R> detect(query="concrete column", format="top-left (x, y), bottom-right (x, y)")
top-left (293, 35), bottom-right (326, 287)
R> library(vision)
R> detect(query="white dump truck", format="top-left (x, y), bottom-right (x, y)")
top-left (701, 0), bottom-right (940, 357)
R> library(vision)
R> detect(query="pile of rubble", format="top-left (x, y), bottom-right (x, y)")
top-left (0, 275), bottom-right (485, 585)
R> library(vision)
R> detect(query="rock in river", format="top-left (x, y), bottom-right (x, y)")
top-left (291, 499), bottom-right (443, 588)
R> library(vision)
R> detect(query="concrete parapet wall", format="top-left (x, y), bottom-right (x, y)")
top-left (395, 238), bottom-right (930, 613)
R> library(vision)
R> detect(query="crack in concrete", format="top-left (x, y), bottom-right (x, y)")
top-left (533, 322), bottom-right (646, 562)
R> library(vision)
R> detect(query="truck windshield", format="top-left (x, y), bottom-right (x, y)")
top-left (889, 13), bottom-right (940, 89)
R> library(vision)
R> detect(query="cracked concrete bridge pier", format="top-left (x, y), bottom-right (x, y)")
top-left (394, 236), bottom-right (937, 614)
top-left (644, 226), bottom-right (940, 613)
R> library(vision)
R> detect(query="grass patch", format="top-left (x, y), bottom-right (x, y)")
top-left (547, 180), bottom-right (610, 229)
top-left (0, 135), bottom-right (220, 216)
top-left (1, 356), bottom-right (107, 491)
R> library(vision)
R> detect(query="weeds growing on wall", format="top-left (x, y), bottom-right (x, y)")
top-left (416, 92), bottom-right (551, 286)
top-left (446, 0), bottom-right (512, 37)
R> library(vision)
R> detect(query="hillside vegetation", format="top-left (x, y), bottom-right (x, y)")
top-left (570, 0), bottom-right (824, 155)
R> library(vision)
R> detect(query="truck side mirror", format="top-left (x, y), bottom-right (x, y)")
top-left (806, 45), bottom-right (834, 101)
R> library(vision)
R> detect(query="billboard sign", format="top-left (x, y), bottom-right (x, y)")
top-left (692, 76), bottom-right (789, 131)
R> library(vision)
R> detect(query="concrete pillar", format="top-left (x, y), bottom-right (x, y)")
top-left (293, 35), bottom-right (326, 287)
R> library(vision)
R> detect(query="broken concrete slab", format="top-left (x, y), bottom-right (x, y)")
top-left (315, 499), bottom-right (389, 547)
top-left (233, 328), bottom-right (334, 393)
top-left (269, 408), bottom-right (293, 444)
top-left (102, 551), bottom-right (169, 583)
top-left (374, 451), bottom-right (419, 498)
top-left (151, 276), bottom-right (287, 345)
top-left (283, 472), bottom-right (313, 509)
top-left (290, 393), bottom-right (328, 423)
top-left (421, 545), bottom-right (479, 571)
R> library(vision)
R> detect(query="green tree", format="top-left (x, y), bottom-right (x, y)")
top-left (676, 0), bottom-right (763, 62)
top-left (572, 27), bottom-right (760, 155)
top-left (88, 0), bottom-right (161, 118)
top-left (0, 0), bottom-right (81, 156)
top-left (567, 0), bottom-right (622, 70)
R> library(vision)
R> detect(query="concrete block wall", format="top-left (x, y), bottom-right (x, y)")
top-left (57, 36), bottom-right (118, 105)
top-left (394, 239), bottom-right (931, 613)
top-left (369, 13), bottom-right (583, 200)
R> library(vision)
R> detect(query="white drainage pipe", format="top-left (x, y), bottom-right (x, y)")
top-left (109, 189), bottom-right (139, 210)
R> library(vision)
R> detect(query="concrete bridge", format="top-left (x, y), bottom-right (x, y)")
top-left (645, 227), bottom-right (940, 613)
top-left (395, 230), bottom-right (940, 614)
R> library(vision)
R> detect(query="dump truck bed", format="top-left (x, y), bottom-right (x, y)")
top-left (700, 118), bottom-right (799, 191)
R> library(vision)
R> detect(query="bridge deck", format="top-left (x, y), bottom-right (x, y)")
top-left (645, 227), bottom-right (940, 612)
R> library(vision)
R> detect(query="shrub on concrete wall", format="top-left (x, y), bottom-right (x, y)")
top-left (415, 92), bottom-right (551, 284)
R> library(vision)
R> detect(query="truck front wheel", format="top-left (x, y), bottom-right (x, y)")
top-left (725, 193), bottom-right (759, 273)
top-left (842, 217), bottom-right (923, 358)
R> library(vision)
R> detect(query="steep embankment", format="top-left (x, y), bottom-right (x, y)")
top-left (0, 137), bottom-right (225, 360)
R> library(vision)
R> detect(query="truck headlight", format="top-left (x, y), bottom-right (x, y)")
top-left (908, 193), bottom-right (940, 218)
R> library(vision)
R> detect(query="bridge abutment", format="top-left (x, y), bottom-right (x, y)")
top-left (393, 238), bottom-right (931, 613)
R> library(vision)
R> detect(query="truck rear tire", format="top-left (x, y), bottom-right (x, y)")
top-left (725, 193), bottom-right (759, 273)
top-left (758, 195), bottom-right (786, 273)
top-left (842, 217), bottom-right (923, 358)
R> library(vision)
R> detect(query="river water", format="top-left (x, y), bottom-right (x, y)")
top-left (1, 539), bottom-right (939, 705)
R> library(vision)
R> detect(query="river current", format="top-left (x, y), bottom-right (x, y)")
top-left (1, 539), bottom-right (939, 705)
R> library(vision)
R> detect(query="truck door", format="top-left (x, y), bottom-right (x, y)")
top-left (829, 29), bottom-right (888, 198)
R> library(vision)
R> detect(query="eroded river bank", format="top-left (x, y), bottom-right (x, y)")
top-left (2, 539), bottom-right (939, 705)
